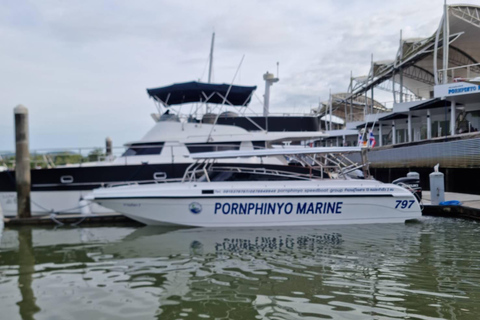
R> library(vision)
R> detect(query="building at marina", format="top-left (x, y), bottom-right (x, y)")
top-left (319, 3), bottom-right (480, 193)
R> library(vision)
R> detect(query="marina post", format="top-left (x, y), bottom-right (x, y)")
top-left (106, 136), bottom-right (112, 157)
top-left (14, 104), bottom-right (31, 218)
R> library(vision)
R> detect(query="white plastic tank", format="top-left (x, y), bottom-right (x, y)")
top-left (407, 172), bottom-right (420, 180)
top-left (429, 165), bottom-right (444, 205)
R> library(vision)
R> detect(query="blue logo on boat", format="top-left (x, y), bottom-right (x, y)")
top-left (189, 202), bottom-right (202, 214)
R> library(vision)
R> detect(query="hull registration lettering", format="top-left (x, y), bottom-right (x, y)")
top-left (214, 202), bottom-right (343, 215)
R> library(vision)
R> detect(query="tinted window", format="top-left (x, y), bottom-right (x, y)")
top-left (252, 141), bottom-right (266, 149)
top-left (122, 143), bottom-right (164, 156)
top-left (186, 142), bottom-right (241, 153)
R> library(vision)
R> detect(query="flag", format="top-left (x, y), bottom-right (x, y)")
top-left (358, 131), bottom-right (364, 146)
top-left (368, 130), bottom-right (376, 148)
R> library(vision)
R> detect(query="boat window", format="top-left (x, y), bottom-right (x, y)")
top-left (186, 142), bottom-right (241, 153)
top-left (123, 148), bottom-right (137, 156)
top-left (252, 141), bottom-right (266, 149)
top-left (122, 143), bottom-right (164, 156)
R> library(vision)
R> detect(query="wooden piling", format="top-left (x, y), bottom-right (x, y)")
top-left (106, 136), bottom-right (112, 157)
top-left (14, 105), bottom-right (31, 218)
top-left (361, 149), bottom-right (370, 178)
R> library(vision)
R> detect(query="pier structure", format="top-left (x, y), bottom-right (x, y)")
top-left (317, 3), bottom-right (480, 194)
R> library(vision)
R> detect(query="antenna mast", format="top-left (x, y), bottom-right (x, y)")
top-left (208, 32), bottom-right (215, 83)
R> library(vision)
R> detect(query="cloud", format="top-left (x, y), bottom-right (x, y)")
top-left (1, 0), bottom-right (478, 150)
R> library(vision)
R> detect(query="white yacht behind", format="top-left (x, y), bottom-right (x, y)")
top-left (87, 147), bottom-right (422, 227)
top-left (0, 81), bottom-right (327, 217)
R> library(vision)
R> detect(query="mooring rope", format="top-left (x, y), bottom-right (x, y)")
top-left (30, 198), bottom-right (93, 226)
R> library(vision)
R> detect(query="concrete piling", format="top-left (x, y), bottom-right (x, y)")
top-left (14, 105), bottom-right (31, 218)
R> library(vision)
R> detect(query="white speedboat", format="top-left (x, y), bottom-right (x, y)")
top-left (87, 147), bottom-right (422, 227)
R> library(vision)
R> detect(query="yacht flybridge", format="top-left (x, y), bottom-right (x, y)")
top-left (0, 81), bottom-right (327, 217)
top-left (87, 147), bottom-right (422, 227)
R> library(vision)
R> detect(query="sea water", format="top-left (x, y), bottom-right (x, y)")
top-left (1, 217), bottom-right (480, 319)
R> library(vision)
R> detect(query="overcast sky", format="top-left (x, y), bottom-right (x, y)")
top-left (1, 0), bottom-right (478, 151)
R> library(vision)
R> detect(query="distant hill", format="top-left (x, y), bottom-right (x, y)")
top-left (0, 151), bottom-right (14, 157)
top-left (0, 151), bottom-right (81, 157)
top-left (44, 151), bottom-right (80, 155)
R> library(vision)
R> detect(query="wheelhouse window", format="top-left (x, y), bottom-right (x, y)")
top-left (252, 141), bottom-right (266, 149)
top-left (198, 170), bottom-right (308, 182)
top-left (122, 142), bottom-right (164, 156)
top-left (186, 142), bottom-right (241, 153)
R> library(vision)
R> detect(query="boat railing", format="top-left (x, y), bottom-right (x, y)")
top-left (182, 163), bottom-right (319, 182)
top-left (287, 151), bottom-right (368, 179)
top-left (0, 142), bottom-right (275, 171)
top-left (185, 147), bottom-right (370, 182)
top-left (106, 177), bottom-right (184, 188)
top-left (180, 153), bottom-right (367, 183)
top-left (0, 146), bottom-right (125, 170)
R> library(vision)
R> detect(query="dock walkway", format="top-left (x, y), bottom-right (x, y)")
top-left (422, 191), bottom-right (480, 220)
top-left (422, 191), bottom-right (480, 208)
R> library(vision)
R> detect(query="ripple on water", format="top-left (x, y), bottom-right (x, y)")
top-left (1, 218), bottom-right (480, 319)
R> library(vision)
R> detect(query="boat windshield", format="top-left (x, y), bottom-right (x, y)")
top-left (197, 169), bottom-right (311, 182)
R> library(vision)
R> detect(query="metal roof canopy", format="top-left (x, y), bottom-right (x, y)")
top-left (147, 81), bottom-right (257, 107)
top-left (370, 98), bottom-right (463, 122)
top-left (408, 98), bottom-right (460, 111)
top-left (378, 113), bottom-right (414, 121)
top-left (355, 122), bottom-right (392, 129)
top-left (349, 4), bottom-right (480, 101)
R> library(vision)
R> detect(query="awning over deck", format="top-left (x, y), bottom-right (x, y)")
top-left (147, 81), bottom-right (257, 106)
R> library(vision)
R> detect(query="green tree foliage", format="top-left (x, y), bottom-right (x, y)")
top-left (1, 148), bottom-right (108, 170)
top-left (87, 148), bottom-right (105, 162)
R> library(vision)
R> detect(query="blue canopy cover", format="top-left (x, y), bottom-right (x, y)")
top-left (147, 81), bottom-right (257, 106)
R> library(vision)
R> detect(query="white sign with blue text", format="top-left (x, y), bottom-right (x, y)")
top-left (434, 82), bottom-right (480, 98)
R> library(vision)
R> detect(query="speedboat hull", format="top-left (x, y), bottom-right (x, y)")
top-left (90, 180), bottom-right (422, 227)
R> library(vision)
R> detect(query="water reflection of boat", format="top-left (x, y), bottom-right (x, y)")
top-left (2, 220), bottom-right (478, 319)
top-left (88, 147), bottom-right (422, 227)
top-left (103, 225), bottom-right (349, 258)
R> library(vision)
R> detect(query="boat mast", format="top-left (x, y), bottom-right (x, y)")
top-left (206, 32), bottom-right (215, 114)
top-left (208, 32), bottom-right (215, 84)
top-left (263, 66), bottom-right (279, 130)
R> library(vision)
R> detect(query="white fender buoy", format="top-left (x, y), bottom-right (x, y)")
top-left (79, 197), bottom-right (92, 215)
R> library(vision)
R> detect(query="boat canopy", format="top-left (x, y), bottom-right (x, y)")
top-left (147, 81), bottom-right (257, 107)
top-left (191, 146), bottom-right (362, 159)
